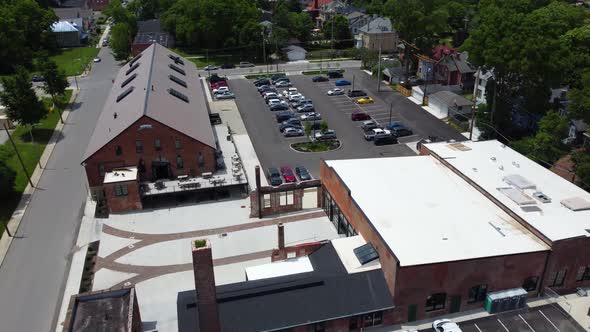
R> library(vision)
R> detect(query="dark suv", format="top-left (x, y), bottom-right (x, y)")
top-left (327, 70), bottom-right (343, 78)
top-left (268, 167), bottom-right (283, 186)
top-left (276, 111), bottom-right (295, 123)
top-left (347, 90), bottom-right (367, 97)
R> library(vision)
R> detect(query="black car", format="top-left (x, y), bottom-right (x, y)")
top-left (220, 63), bottom-right (236, 69)
top-left (308, 120), bottom-right (323, 130)
top-left (273, 77), bottom-right (290, 84)
top-left (391, 126), bottom-right (413, 137)
top-left (209, 74), bottom-right (227, 83)
top-left (374, 135), bottom-right (398, 146)
top-left (268, 167), bottom-right (283, 186)
top-left (271, 73), bottom-right (287, 82)
top-left (31, 75), bottom-right (44, 82)
top-left (276, 111), bottom-right (295, 123)
top-left (312, 76), bottom-right (329, 82)
top-left (254, 78), bottom-right (270, 86)
top-left (279, 123), bottom-right (303, 132)
top-left (270, 104), bottom-right (289, 112)
top-left (327, 70), bottom-right (343, 78)
top-left (347, 90), bottom-right (367, 97)
top-left (295, 166), bottom-right (312, 181)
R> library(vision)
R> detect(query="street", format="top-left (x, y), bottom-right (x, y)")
top-left (0, 47), bottom-right (120, 332)
top-left (198, 60), bottom-right (361, 76)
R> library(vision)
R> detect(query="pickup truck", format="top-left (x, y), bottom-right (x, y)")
top-left (364, 128), bottom-right (390, 141)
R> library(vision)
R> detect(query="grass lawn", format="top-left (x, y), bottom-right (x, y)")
top-left (291, 140), bottom-right (340, 152)
top-left (0, 90), bottom-right (73, 230)
top-left (302, 69), bottom-right (344, 75)
top-left (244, 72), bottom-right (286, 80)
top-left (47, 48), bottom-right (100, 76)
top-left (172, 49), bottom-right (259, 68)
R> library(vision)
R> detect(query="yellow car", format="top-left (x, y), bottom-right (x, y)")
top-left (356, 97), bottom-right (374, 104)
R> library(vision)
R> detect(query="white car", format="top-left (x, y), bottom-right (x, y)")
top-left (282, 88), bottom-right (298, 97)
top-left (275, 80), bottom-right (291, 87)
top-left (213, 86), bottom-right (230, 94)
top-left (433, 319), bottom-right (462, 332)
top-left (93, 57), bottom-right (101, 63)
top-left (267, 98), bottom-right (282, 106)
top-left (300, 112), bottom-right (321, 121)
top-left (288, 93), bottom-right (305, 102)
top-left (327, 88), bottom-right (344, 96)
top-left (263, 92), bottom-right (279, 101)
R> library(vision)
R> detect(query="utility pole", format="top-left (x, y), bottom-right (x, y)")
top-left (352, 74), bottom-right (355, 91)
top-left (261, 31), bottom-right (267, 74)
top-left (377, 36), bottom-right (383, 92)
top-left (388, 102), bottom-right (393, 126)
top-left (3, 123), bottom-right (33, 188)
top-left (469, 68), bottom-right (481, 141)
top-left (331, 12), bottom-right (335, 52)
top-left (422, 67), bottom-right (431, 106)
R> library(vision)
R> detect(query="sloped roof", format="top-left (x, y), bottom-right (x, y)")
top-left (359, 17), bottom-right (393, 34)
top-left (82, 44), bottom-right (216, 162)
top-left (430, 90), bottom-right (473, 107)
top-left (53, 7), bottom-right (92, 20)
top-left (283, 45), bottom-right (307, 54)
top-left (51, 20), bottom-right (80, 32)
top-left (137, 19), bottom-right (163, 33)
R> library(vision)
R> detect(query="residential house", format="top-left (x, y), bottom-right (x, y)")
top-left (51, 20), bottom-right (84, 47)
top-left (567, 120), bottom-right (588, 146)
top-left (53, 7), bottom-right (93, 31)
top-left (347, 11), bottom-right (369, 35)
top-left (428, 90), bottom-right (473, 120)
top-left (417, 45), bottom-right (476, 90)
top-left (283, 45), bottom-right (307, 61)
top-left (473, 69), bottom-right (494, 105)
top-left (305, 0), bottom-right (333, 25)
top-left (382, 67), bottom-right (405, 84)
top-left (356, 16), bottom-right (397, 52)
top-left (87, 0), bottom-right (108, 11)
top-left (318, 0), bottom-right (358, 26)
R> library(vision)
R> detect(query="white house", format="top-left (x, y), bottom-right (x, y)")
top-left (428, 91), bottom-right (473, 120)
top-left (283, 45), bottom-right (307, 61)
top-left (473, 69), bottom-right (494, 105)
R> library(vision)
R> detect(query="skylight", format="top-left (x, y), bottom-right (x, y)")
top-left (353, 243), bottom-right (379, 265)
top-left (121, 73), bottom-right (137, 88)
top-left (169, 54), bottom-right (184, 65)
top-left (126, 62), bottom-right (140, 75)
top-left (169, 63), bottom-right (186, 75)
top-left (116, 86), bottom-right (134, 103)
top-left (129, 54), bottom-right (142, 67)
top-left (168, 88), bottom-right (189, 103)
top-left (169, 74), bottom-right (187, 88)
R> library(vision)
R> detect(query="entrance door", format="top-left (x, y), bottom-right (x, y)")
top-left (450, 295), bottom-right (461, 313)
top-left (407, 304), bottom-right (417, 322)
top-left (152, 161), bottom-right (171, 180)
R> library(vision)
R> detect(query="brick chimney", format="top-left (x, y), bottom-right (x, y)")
top-left (278, 223), bottom-right (285, 250)
top-left (191, 239), bottom-right (220, 332)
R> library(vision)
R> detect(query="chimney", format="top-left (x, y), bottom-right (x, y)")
top-left (278, 223), bottom-right (285, 250)
top-left (191, 239), bottom-right (220, 332)
top-left (255, 166), bottom-right (262, 219)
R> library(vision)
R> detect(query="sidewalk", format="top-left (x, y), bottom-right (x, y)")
top-left (0, 87), bottom-right (80, 268)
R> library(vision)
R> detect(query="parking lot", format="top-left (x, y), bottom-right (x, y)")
top-left (418, 304), bottom-right (585, 332)
top-left (229, 68), bottom-right (465, 179)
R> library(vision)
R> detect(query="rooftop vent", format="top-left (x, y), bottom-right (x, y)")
top-left (490, 156), bottom-right (496, 161)
top-left (168, 88), bottom-right (189, 103)
top-left (168, 54), bottom-right (184, 65)
top-left (121, 73), bottom-right (137, 88)
top-left (169, 63), bottom-right (186, 76)
top-left (116, 86), bottom-right (134, 103)
top-left (503, 174), bottom-right (536, 190)
top-left (353, 243), bottom-right (379, 265)
top-left (126, 62), bottom-right (140, 75)
top-left (533, 191), bottom-right (551, 203)
top-left (561, 197), bottom-right (590, 211)
top-left (448, 142), bottom-right (472, 151)
top-left (169, 74), bottom-right (187, 88)
top-left (498, 187), bottom-right (536, 206)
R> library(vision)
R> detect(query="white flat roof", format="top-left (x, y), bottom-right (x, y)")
top-left (425, 140), bottom-right (590, 242)
top-left (325, 157), bottom-right (549, 266)
top-left (103, 167), bottom-right (138, 184)
top-left (331, 235), bottom-right (382, 274)
top-left (245, 256), bottom-right (313, 281)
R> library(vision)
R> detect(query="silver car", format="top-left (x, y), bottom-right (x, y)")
top-left (327, 88), bottom-right (344, 96)
top-left (283, 127), bottom-right (304, 137)
top-left (216, 92), bottom-right (235, 100)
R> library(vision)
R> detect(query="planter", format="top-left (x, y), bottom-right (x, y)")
top-left (291, 140), bottom-right (341, 152)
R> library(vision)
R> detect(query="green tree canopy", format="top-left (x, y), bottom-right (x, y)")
top-left (39, 58), bottom-right (69, 102)
top-left (511, 111), bottom-right (569, 165)
top-left (110, 23), bottom-right (132, 60)
top-left (323, 14), bottom-right (353, 49)
top-left (0, 159), bottom-right (16, 199)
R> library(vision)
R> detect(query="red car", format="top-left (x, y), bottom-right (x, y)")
top-left (280, 166), bottom-right (297, 183)
top-left (351, 111), bottom-right (371, 121)
top-left (210, 81), bottom-right (228, 89)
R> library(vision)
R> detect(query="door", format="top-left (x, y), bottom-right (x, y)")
top-left (450, 295), bottom-right (461, 313)
top-left (407, 304), bottom-right (417, 322)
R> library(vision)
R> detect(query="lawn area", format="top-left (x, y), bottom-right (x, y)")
top-left (172, 48), bottom-right (260, 68)
top-left (291, 140), bottom-right (341, 152)
top-left (47, 47), bottom-right (100, 76)
top-left (0, 90), bottom-right (73, 229)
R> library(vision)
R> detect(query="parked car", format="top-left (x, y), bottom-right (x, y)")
top-left (361, 120), bottom-right (381, 131)
top-left (281, 118), bottom-right (302, 128)
top-left (275, 80), bottom-right (292, 87)
top-left (258, 86), bottom-right (276, 94)
top-left (292, 99), bottom-right (312, 108)
top-left (390, 125), bottom-right (414, 137)
top-left (308, 120), bottom-right (323, 130)
top-left (263, 92), bottom-right (279, 101)
top-left (208, 74), bottom-right (227, 83)
top-left (282, 87), bottom-right (298, 97)
top-left (274, 77), bottom-right (290, 84)
top-left (280, 166), bottom-right (297, 183)
top-left (93, 57), bottom-right (101, 63)
top-left (288, 94), bottom-right (305, 102)
top-left (312, 75), bottom-right (329, 82)
top-left (215, 91), bottom-right (235, 99)
top-left (279, 123), bottom-right (303, 132)
top-left (295, 166), bottom-right (312, 181)
top-left (271, 73), bottom-right (287, 82)
top-left (385, 121), bottom-right (403, 130)
top-left (314, 129), bottom-right (337, 141)
top-left (335, 79), bottom-right (351, 86)
top-left (296, 104), bottom-right (315, 113)
top-left (210, 81), bottom-right (228, 89)
top-left (254, 78), bottom-right (270, 86)
top-left (433, 319), bottom-right (462, 332)
top-left (101, 40), bottom-right (108, 47)
top-left (327, 88), bottom-right (345, 96)
top-left (203, 65), bottom-right (218, 71)
top-left (270, 104), bottom-right (289, 112)
top-left (351, 111), bottom-right (371, 121)
top-left (300, 112), bottom-right (321, 121)
top-left (268, 99), bottom-right (283, 107)
top-left (276, 111), bottom-right (295, 123)
top-left (220, 63), bottom-right (236, 69)
top-left (348, 89), bottom-right (367, 97)
top-left (239, 61), bottom-right (255, 68)
top-left (283, 127), bottom-right (304, 137)
top-left (374, 134), bottom-right (398, 145)
top-left (364, 128), bottom-right (390, 141)
top-left (355, 97), bottom-right (374, 104)
top-left (327, 70), bottom-right (343, 78)
top-left (31, 75), bottom-right (44, 82)
top-left (213, 86), bottom-right (230, 94)
top-left (268, 167), bottom-right (283, 186)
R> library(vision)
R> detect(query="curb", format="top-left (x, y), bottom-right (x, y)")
top-left (289, 139), bottom-right (343, 154)
top-left (0, 88), bottom-right (80, 268)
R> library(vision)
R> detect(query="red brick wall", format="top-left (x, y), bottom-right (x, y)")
top-left (250, 189), bottom-right (304, 217)
top-left (104, 180), bottom-right (142, 213)
top-left (84, 116), bottom-right (216, 187)
top-left (320, 161), bottom-right (399, 297)
top-left (392, 251), bottom-right (548, 323)
top-left (543, 236), bottom-right (590, 292)
top-left (192, 239), bottom-right (221, 332)
top-left (132, 43), bottom-right (151, 57)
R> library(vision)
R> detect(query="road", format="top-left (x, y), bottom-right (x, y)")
top-left (0, 47), bottom-right (120, 332)
top-left (199, 60), bottom-right (361, 76)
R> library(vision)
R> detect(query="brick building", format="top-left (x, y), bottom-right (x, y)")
top-left (82, 44), bottom-right (217, 213)
top-left (132, 19), bottom-right (175, 56)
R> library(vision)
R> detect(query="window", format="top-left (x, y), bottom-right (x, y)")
top-left (279, 191), bottom-right (294, 206)
top-left (134, 140), bottom-right (143, 153)
top-left (126, 62), bottom-right (140, 75)
top-left (468, 284), bottom-right (488, 303)
top-left (549, 269), bottom-right (567, 287)
top-left (353, 243), bottom-right (379, 265)
top-left (98, 164), bottom-right (105, 177)
top-left (312, 322), bottom-right (325, 332)
top-left (116, 86), bottom-right (135, 103)
top-left (263, 194), bottom-right (271, 208)
top-left (114, 184), bottom-right (128, 196)
top-left (175, 139), bottom-right (182, 149)
top-left (169, 63), bottom-right (186, 75)
top-left (121, 73), bottom-right (137, 88)
top-left (197, 152), bottom-right (204, 168)
top-left (168, 88), bottom-right (189, 102)
top-left (576, 266), bottom-right (590, 281)
top-left (154, 139), bottom-right (161, 151)
top-left (176, 155), bottom-right (184, 169)
top-left (523, 276), bottom-right (539, 292)
top-left (426, 293), bottom-right (446, 312)
top-left (168, 54), bottom-right (184, 65)
top-left (115, 145), bottom-right (122, 156)
top-left (363, 311), bottom-right (382, 327)
top-left (169, 74), bottom-right (187, 87)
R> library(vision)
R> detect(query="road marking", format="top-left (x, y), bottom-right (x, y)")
top-left (474, 323), bottom-right (483, 332)
top-left (538, 310), bottom-right (560, 331)
top-left (498, 319), bottom-right (510, 332)
top-left (519, 314), bottom-right (536, 332)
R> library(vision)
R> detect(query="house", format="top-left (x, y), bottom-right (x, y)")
top-left (567, 119), bottom-right (588, 145)
top-left (318, 0), bottom-right (358, 26)
top-left (347, 10), bottom-right (369, 35)
top-left (87, 0), bottom-right (108, 11)
top-left (51, 20), bottom-right (84, 47)
top-left (132, 19), bottom-right (174, 56)
top-left (305, 0), bottom-right (333, 24)
top-left (0, 104), bottom-right (14, 130)
top-left (417, 45), bottom-right (476, 90)
top-left (53, 7), bottom-right (93, 31)
top-left (473, 69), bottom-right (494, 105)
top-left (356, 16), bottom-right (397, 52)
top-left (382, 66), bottom-right (405, 84)
top-left (410, 83), bottom-right (462, 105)
top-left (428, 90), bottom-right (473, 120)
top-left (283, 45), bottom-right (307, 61)
top-left (82, 44), bottom-right (219, 213)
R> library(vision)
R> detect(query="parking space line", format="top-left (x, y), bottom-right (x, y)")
top-left (538, 310), bottom-right (560, 331)
top-left (518, 314), bottom-right (536, 332)
top-left (498, 319), bottom-right (510, 332)
top-left (473, 323), bottom-right (483, 332)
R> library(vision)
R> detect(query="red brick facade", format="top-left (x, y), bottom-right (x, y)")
top-left (191, 239), bottom-right (221, 332)
top-left (542, 236), bottom-right (590, 292)
top-left (88, 0), bottom-right (109, 11)
top-left (84, 116), bottom-right (216, 189)
top-left (103, 180), bottom-right (142, 213)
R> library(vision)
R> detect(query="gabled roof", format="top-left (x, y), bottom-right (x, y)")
top-left (430, 90), bottom-right (472, 107)
top-left (137, 19), bottom-right (163, 33)
top-left (51, 20), bottom-right (80, 33)
top-left (82, 44), bottom-right (216, 162)
top-left (359, 17), bottom-right (393, 34)
top-left (53, 7), bottom-right (92, 20)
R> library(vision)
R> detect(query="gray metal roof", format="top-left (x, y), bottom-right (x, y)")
top-left (430, 90), bottom-right (473, 107)
top-left (359, 17), bottom-right (393, 34)
top-left (53, 7), bottom-right (92, 20)
top-left (137, 19), bottom-right (163, 33)
top-left (83, 44), bottom-right (216, 161)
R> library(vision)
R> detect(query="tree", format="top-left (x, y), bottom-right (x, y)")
top-left (304, 121), bottom-right (312, 139)
top-left (511, 111), bottom-right (569, 165)
top-left (366, 0), bottom-right (385, 15)
top-left (568, 69), bottom-right (590, 124)
top-left (323, 14), bottom-right (353, 49)
top-left (110, 23), bottom-right (132, 60)
top-left (0, 159), bottom-right (16, 199)
top-left (289, 12), bottom-right (314, 43)
top-left (572, 151), bottom-right (590, 190)
top-left (0, 66), bottom-right (45, 142)
top-left (40, 58), bottom-right (69, 104)
top-left (319, 120), bottom-right (329, 134)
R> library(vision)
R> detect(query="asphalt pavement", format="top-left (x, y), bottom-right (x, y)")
top-left (199, 60), bottom-right (361, 76)
top-left (0, 47), bottom-right (120, 332)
